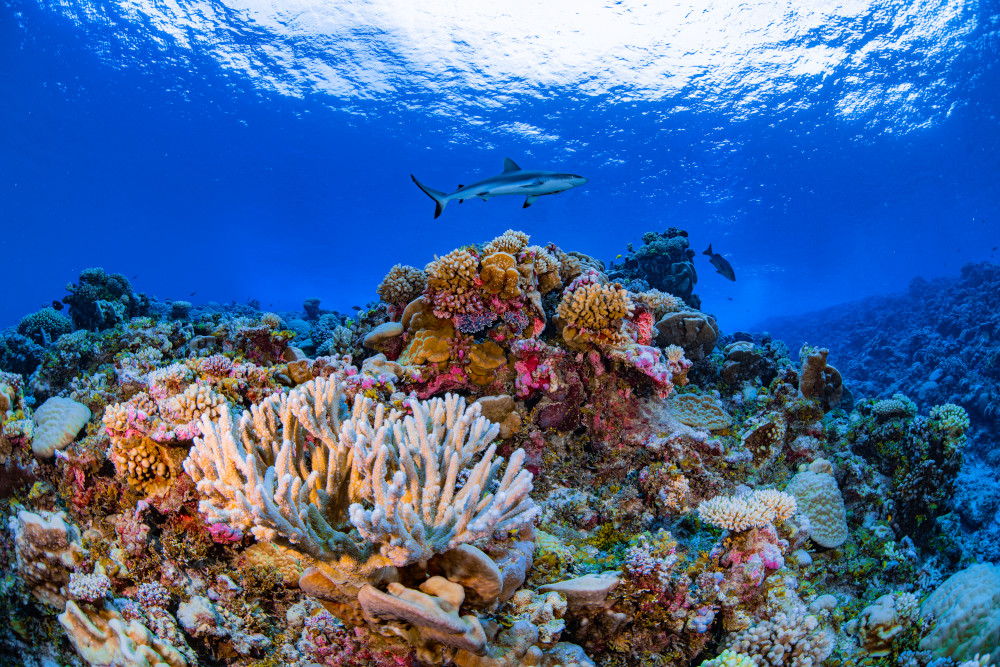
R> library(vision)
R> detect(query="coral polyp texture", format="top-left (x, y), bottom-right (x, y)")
top-left (0, 239), bottom-right (994, 667)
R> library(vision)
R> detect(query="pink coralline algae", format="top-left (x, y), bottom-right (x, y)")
top-left (208, 523), bottom-right (243, 544)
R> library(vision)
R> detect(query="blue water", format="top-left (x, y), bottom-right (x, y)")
top-left (3, 0), bottom-right (999, 331)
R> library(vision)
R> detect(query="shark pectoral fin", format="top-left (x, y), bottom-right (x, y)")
top-left (503, 157), bottom-right (522, 172)
top-left (477, 191), bottom-right (490, 201)
top-left (523, 195), bottom-right (540, 208)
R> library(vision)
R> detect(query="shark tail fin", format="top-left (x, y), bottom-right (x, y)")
top-left (703, 243), bottom-right (713, 256)
top-left (411, 174), bottom-right (449, 219)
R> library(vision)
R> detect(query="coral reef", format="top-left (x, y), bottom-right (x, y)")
top-left (0, 233), bottom-right (993, 667)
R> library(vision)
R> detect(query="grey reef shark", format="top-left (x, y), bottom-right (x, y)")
top-left (703, 243), bottom-right (736, 281)
top-left (411, 158), bottom-right (588, 219)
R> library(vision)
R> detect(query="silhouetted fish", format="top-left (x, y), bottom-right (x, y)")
top-left (993, 246), bottom-right (998, 251)
top-left (703, 244), bottom-right (736, 281)
top-left (351, 306), bottom-right (362, 311)
top-left (51, 300), bottom-right (63, 311)
top-left (190, 291), bottom-right (197, 296)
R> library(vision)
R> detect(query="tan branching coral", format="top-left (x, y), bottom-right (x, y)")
top-left (184, 377), bottom-right (538, 581)
top-left (480, 252), bottom-right (522, 300)
top-left (378, 264), bottom-right (428, 305)
top-left (632, 289), bottom-right (682, 320)
top-left (482, 230), bottom-right (530, 256)
top-left (698, 489), bottom-right (797, 532)
top-left (724, 610), bottom-right (833, 666)
top-left (557, 277), bottom-right (633, 346)
top-left (161, 384), bottom-right (228, 425)
top-left (110, 436), bottom-right (174, 495)
top-left (668, 394), bottom-right (733, 430)
top-left (427, 249), bottom-right (479, 294)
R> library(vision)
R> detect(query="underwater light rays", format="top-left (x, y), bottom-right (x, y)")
top-left (25, 0), bottom-right (983, 134)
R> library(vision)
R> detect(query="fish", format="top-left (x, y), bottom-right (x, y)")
top-left (703, 244), bottom-right (736, 281)
top-left (51, 300), bottom-right (63, 311)
top-left (616, 254), bottom-right (622, 259)
top-left (190, 291), bottom-right (197, 296)
top-left (351, 305), bottom-right (362, 311)
top-left (411, 158), bottom-right (588, 219)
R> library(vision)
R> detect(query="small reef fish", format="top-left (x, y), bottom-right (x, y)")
top-left (411, 158), bottom-right (588, 219)
top-left (351, 306), bottom-right (362, 311)
top-left (51, 300), bottom-right (63, 311)
top-left (190, 291), bottom-right (197, 296)
top-left (703, 244), bottom-right (736, 281)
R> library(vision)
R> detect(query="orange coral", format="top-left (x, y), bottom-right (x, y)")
top-left (400, 327), bottom-right (453, 366)
top-left (480, 252), bottom-right (521, 300)
top-left (468, 340), bottom-right (506, 386)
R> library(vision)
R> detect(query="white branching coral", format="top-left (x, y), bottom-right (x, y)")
top-left (183, 377), bottom-right (538, 576)
top-left (698, 489), bottom-right (797, 532)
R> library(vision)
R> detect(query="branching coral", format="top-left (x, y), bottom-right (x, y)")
top-left (184, 376), bottom-right (538, 578)
top-left (556, 272), bottom-right (633, 347)
top-left (698, 490), bottom-right (797, 533)
top-left (378, 264), bottom-right (428, 306)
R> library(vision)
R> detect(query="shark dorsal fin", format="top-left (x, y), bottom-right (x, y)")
top-left (503, 158), bottom-right (522, 172)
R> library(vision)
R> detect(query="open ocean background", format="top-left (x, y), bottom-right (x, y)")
top-left (2, 0), bottom-right (998, 332)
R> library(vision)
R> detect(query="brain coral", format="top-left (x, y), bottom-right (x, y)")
top-left (785, 459), bottom-right (848, 548)
top-left (698, 489), bottom-right (797, 532)
top-left (919, 563), bottom-right (1000, 661)
top-left (32, 396), bottom-right (91, 459)
top-left (668, 393), bottom-right (732, 430)
top-left (377, 264), bottom-right (427, 305)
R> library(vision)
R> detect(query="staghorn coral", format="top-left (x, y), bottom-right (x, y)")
top-left (698, 489), bottom-right (797, 533)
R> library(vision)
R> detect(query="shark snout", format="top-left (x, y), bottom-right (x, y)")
top-left (569, 175), bottom-right (588, 187)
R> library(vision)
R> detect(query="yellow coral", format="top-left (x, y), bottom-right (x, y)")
top-left (377, 264), bottom-right (427, 305)
top-left (162, 384), bottom-right (227, 424)
top-left (109, 436), bottom-right (172, 495)
top-left (399, 327), bottom-right (453, 366)
top-left (468, 340), bottom-right (506, 386)
top-left (426, 249), bottom-right (479, 294)
top-left (668, 394), bottom-right (732, 430)
top-left (481, 229), bottom-right (529, 256)
top-left (557, 281), bottom-right (633, 345)
top-left (479, 252), bottom-right (521, 300)
top-left (698, 489), bottom-right (797, 532)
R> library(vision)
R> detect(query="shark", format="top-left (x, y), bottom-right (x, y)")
top-left (411, 158), bottom-right (588, 219)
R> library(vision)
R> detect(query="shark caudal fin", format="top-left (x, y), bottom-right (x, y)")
top-left (411, 174), bottom-right (449, 219)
